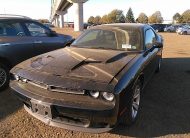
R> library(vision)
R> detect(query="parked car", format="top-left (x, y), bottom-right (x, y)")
top-left (164, 25), bottom-right (179, 32)
top-left (150, 23), bottom-right (169, 32)
top-left (0, 14), bottom-right (73, 90)
top-left (176, 25), bottom-right (190, 35)
top-left (83, 23), bottom-right (91, 29)
top-left (10, 23), bottom-right (163, 133)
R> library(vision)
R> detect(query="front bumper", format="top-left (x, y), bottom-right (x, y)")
top-left (10, 81), bottom-right (119, 133)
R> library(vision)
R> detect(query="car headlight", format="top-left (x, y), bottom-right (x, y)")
top-left (89, 91), bottom-right (100, 98)
top-left (14, 75), bottom-right (20, 81)
top-left (102, 92), bottom-right (114, 102)
top-left (21, 78), bottom-right (28, 83)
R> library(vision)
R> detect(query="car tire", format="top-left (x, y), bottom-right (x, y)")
top-left (155, 57), bottom-right (162, 73)
top-left (0, 63), bottom-right (10, 91)
top-left (183, 31), bottom-right (187, 35)
top-left (121, 79), bottom-right (142, 126)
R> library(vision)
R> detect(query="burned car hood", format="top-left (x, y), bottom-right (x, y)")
top-left (14, 47), bottom-right (137, 84)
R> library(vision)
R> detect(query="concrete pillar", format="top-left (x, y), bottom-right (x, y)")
top-left (56, 16), bottom-right (60, 27)
top-left (60, 14), bottom-right (64, 28)
top-left (53, 18), bottom-right (56, 26)
top-left (74, 2), bottom-right (84, 31)
top-left (56, 11), bottom-right (67, 28)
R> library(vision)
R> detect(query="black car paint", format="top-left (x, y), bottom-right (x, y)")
top-left (10, 24), bottom-right (163, 133)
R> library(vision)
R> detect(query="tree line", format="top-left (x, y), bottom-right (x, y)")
top-left (88, 8), bottom-right (190, 24)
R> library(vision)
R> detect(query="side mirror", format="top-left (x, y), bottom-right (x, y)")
top-left (153, 41), bottom-right (163, 48)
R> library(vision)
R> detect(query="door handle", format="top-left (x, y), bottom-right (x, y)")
top-left (0, 43), bottom-right (11, 46)
top-left (34, 41), bottom-right (43, 44)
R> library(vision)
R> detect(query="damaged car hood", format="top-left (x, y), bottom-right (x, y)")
top-left (15, 47), bottom-right (137, 84)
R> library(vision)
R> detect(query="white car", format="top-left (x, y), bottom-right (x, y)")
top-left (164, 25), bottom-right (179, 32)
top-left (176, 25), bottom-right (190, 35)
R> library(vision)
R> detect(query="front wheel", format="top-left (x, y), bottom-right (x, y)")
top-left (0, 64), bottom-right (10, 91)
top-left (155, 57), bottom-right (162, 73)
top-left (122, 79), bottom-right (142, 125)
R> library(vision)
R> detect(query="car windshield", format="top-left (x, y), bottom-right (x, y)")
top-left (71, 27), bottom-right (141, 51)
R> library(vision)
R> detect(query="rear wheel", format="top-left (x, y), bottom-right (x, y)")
top-left (122, 79), bottom-right (142, 125)
top-left (0, 64), bottom-right (10, 91)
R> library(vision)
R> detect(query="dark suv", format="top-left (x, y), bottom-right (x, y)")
top-left (0, 14), bottom-right (73, 90)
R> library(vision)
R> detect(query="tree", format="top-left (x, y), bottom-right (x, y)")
top-left (116, 13), bottom-right (125, 23)
top-left (173, 13), bottom-right (181, 23)
top-left (38, 19), bottom-right (49, 23)
top-left (107, 9), bottom-right (125, 23)
top-left (136, 13), bottom-right (148, 23)
top-left (94, 16), bottom-right (101, 24)
top-left (126, 7), bottom-right (135, 23)
top-left (87, 16), bottom-right (95, 24)
top-left (148, 11), bottom-right (163, 23)
top-left (100, 15), bottom-right (108, 24)
top-left (180, 9), bottom-right (190, 23)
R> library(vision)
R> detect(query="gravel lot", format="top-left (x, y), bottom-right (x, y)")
top-left (0, 29), bottom-right (190, 138)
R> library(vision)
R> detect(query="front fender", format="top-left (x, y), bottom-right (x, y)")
top-left (114, 55), bottom-right (146, 94)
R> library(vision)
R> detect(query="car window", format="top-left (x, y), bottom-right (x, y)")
top-left (25, 23), bottom-right (47, 37)
top-left (72, 28), bottom-right (141, 51)
top-left (77, 30), bottom-right (99, 44)
top-left (145, 29), bottom-right (156, 49)
top-left (72, 29), bottom-right (117, 49)
top-left (0, 22), bottom-right (26, 36)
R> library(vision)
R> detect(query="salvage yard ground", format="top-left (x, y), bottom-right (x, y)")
top-left (0, 28), bottom-right (190, 138)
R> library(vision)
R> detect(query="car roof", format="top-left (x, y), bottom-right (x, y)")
top-left (0, 17), bottom-right (33, 21)
top-left (91, 23), bottom-right (149, 31)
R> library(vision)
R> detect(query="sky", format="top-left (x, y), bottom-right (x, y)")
top-left (0, 0), bottom-right (51, 19)
top-left (0, 0), bottom-right (189, 22)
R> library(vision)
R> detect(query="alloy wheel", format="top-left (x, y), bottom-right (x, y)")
top-left (131, 84), bottom-right (141, 119)
top-left (0, 68), bottom-right (7, 87)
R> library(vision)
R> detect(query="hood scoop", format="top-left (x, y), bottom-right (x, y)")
top-left (106, 52), bottom-right (128, 63)
top-left (71, 58), bottom-right (102, 71)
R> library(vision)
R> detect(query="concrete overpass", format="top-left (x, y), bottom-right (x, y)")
top-left (51, 0), bottom-right (88, 31)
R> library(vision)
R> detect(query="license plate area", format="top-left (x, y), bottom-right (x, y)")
top-left (31, 100), bottom-right (52, 118)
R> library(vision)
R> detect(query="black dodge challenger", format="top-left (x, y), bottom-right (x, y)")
top-left (10, 23), bottom-right (163, 133)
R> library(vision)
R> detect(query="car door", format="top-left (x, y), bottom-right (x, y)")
top-left (0, 20), bottom-right (35, 65)
top-left (23, 22), bottom-right (66, 55)
top-left (143, 28), bottom-right (160, 83)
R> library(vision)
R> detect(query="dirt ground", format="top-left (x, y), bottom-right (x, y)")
top-left (0, 28), bottom-right (190, 138)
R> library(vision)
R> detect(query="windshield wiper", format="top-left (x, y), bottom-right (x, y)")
top-left (106, 52), bottom-right (128, 63)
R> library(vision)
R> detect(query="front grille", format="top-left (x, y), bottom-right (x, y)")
top-left (49, 86), bottom-right (85, 95)
top-left (27, 80), bottom-right (85, 95)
